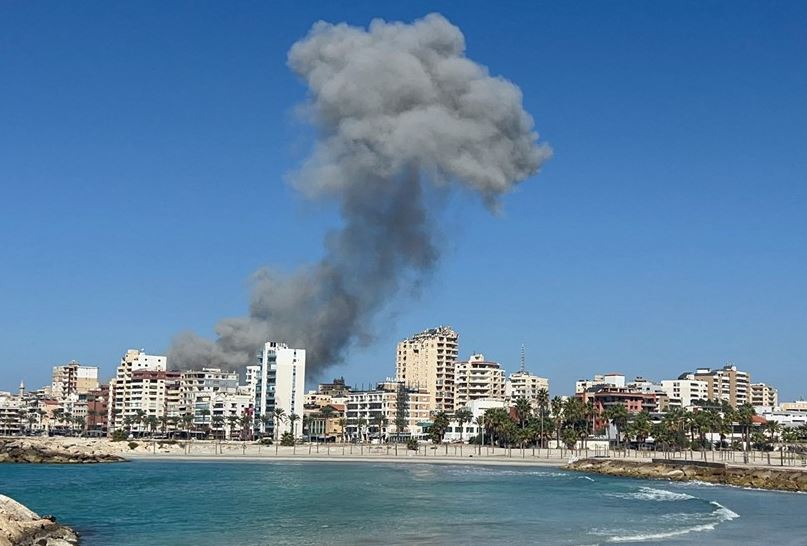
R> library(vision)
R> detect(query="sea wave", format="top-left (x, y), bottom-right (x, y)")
top-left (606, 487), bottom-right (695, 502)
top-left (601, 501), bottom-right (739, 543)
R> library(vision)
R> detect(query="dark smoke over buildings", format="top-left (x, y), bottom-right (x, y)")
top-left (169, 13), bottom-right (551, 375)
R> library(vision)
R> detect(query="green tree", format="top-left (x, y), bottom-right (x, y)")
top-left (430, 411), bottom-right (450, 444)
top-left (273, 408), bottom-right (287, 453)
top-left (454, 408), bottom-right (473, 443)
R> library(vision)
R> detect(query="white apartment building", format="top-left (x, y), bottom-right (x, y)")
top-left (444, 399), bottom-right (507, 442)
top-left (751, 383), bottom-right (779, 409)
top-left (454, 354), bottom-right (505, 410)
top-left (395, 326), bottom-right (459, 414)
top-left (255, 342), bottom-right (305, 438)
top-left (660, 374), bottom-right (709, 409)
top-left (345, 380), bottom-right (431, 440)
top-left (575, 373), bottom-right (625, 394)
top-left (180, 368), bottom-right (239, 424)
top-left (108, 349), bottom-right (169, 432)
top-left (51, 361), bottom-right (99, 401)
top-left (506, 370), bottom-right (550, 405)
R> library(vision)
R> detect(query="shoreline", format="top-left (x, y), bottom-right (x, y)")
top-left (124, 453), bottom-right (564, 467)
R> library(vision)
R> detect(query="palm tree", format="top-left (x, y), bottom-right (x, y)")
top-left (474, 415), bottom-right (486, 450)
top-left (356, 416), bottom-right (368, 443)
top-left (181, 413), bottom-right (194, 438)
top-left (272, 408), bottom-right (287, 453)
top-left (73, 416), bottom-right (86, 436)
top-left (227, 415), bottom-right (240, 440)
top-left (144, 415), bottom-right (158, 438)
top-left (288, 413), bottom-right (300, 438)
top-left (536, 388), bottom-right (549, 448)
top-left (550, 396), bottom-right (564, 448)
top-left (454, 408), bottom-right (473, 443)
top-left (319, 406), bottom-right (335, 441)
top-left (337, 417), bottom-right (347, 443)
top-left (239, 413), bottom-right (253, 441)
top-left (737, 404), bottom-right (756, 458)
top-left (605, 404), bottom-right (629, 449)
top-left (514, 397), bottom-right (532, 430)
top-left (212, 414), bottom-right (226, 439)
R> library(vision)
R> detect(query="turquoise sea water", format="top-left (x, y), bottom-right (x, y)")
top-left (1, 460), bottom-right (806, 545)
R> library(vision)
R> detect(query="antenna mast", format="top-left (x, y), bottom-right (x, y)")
top-left (520, 344), bottom-right (526, 373)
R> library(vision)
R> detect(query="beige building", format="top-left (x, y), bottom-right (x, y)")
top-left (506, 370), bottom-right (550, 406)
top-left (750, 383), bottom-right (779, 408)
top-left (693, 364), bottom-right (751, 408)
top-left (51, 361), bottom-right (99, 401)
top-left (346, 380), bottom-right (431, 440)
top-left (395, 326), bottom-right (459, 413)
top-left (782, 400), bottom-right (807, 413)
top-left (108, 349), bottom-right (169, 433)
top-left (454, 354), bottom-right (505, 409)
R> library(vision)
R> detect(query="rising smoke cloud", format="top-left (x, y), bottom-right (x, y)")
top-left (169, 13), bottom-right (551, 375)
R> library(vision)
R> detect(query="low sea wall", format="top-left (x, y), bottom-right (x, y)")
top-left (0, 495), bottom-right (78, 546)
top-left (566, 457), bottom-right (807, 492)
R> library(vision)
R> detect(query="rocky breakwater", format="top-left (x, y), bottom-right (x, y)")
top-left (566, 457), bottom-right (807, 493)
top-left (0, 495), bottom-right (78, 546)
top-left (0, 439), bottom-right (124, 464)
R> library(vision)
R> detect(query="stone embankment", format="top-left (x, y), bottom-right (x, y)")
top-left (0, 495), bottom-right (78, 546)
top-left (0, 439), bottom-right (124, 464)
top-left (566, 457), bottom-right (807, 492)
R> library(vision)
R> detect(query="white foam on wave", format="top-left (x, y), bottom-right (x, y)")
top-left (606, 487), bottom-right (695, 502)
top-left (603, 501), bottom-right (739, 543)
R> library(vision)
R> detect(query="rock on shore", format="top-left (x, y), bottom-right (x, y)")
top-left (0, 439), bottom-right (124, 464)
top-left (566, 458), bottom-right (807, 493)
top-left (0, 495), bottom-right (78, 546)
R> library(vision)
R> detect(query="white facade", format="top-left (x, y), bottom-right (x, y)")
top-left (660, 375), bottom-right (709, 409)
top-left (576, 373), bottom-right (625, 394)
top-left (506, 371), bottom-right (549, 405)
top-left (454, 354), bottom-right (505, 410)
top-left (255, 342), bottom-right (306, 438)
top-left (443, 399), bottom-right (507, 442)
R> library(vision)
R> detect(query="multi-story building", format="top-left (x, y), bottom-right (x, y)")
top-left (51, 361), bottom-right (99, 401)
top-left (179, 368), bottom-right (240, 427)
top-left (660, 374), bottom-right (709, 409)
top-left (304, 377), bottom-right (352, 408)
top-left (454, 354), bottom-right (505, 410)
top-left (575, 373), bottom-right (625, 394)
top-left (444, 399), bottom-right (507, 442)
top-left (345, 380), bottom-right (431, 440)
top-left (781, 400), bottom-right (807, 413)
top-left (578, 385), bottom-right (662, 431)
top-left (195, 391), bottom-right (254, 440)
top-left (506, 370), bottom-right (550, 406)
top-left (751, 383), bottom-right (779, 409)
top-left (108, 349), bottom-right (168, 432)
top-left (0, 391), bottom-right (23, 435)
top-left (86, 386), bottom-right (109, 433)
top-left (693, 364), bottom-right (751, 408)
top-left (255, 342), bottom-right (306, 439)
top-left (395, 326), bottom-right (459, 414)
top-left (305, 403), bottom-right (346, 442)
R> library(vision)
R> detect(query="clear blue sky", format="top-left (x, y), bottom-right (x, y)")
top-left (1, 1), bottom-right (806, 400)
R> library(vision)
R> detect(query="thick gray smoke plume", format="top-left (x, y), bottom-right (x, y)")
top-left (169, 13), bottom-right (551, 375)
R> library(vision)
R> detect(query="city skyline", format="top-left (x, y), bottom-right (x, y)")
top-left (2, 2), bottom-right (806, 400)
